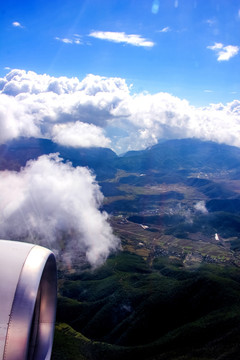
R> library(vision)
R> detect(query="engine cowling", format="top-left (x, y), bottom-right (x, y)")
top-left (0, 240), bottom-right (57, 360)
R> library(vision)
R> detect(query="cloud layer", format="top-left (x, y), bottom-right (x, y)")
top-left (52, 121), bottom-right (111, 148)
top-left (110, 92), bottom-right (240, 151)
top-left (0, 154), bottom-right (119, 266)
top-left (0, 69), bottom-right (240, 153)
top-left (0, 69), bottom-right (128, 147)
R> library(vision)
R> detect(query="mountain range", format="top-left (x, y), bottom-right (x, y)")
top-left (1, 137), bottom-right (240, 179)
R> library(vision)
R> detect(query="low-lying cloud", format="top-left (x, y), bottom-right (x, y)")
top-left (111, 93), bottom-right (240, 152)
top-left (194, 201), bottom-right (208, 214)
top-left (0, 154), bottom-right (120, 266)
top-left (0, 69), bottom-right (128, 147)
top-left (0, 69), bottom-right (240, 153)
top-left (52, 121), bottom-right (111, 148)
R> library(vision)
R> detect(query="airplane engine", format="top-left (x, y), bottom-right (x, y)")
top-left (0, 240), bottom-right (57, 360)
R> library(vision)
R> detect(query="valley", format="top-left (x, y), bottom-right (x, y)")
top-left (99, 163), bottom-right (240, 269)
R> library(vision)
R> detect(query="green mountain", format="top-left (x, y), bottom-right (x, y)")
top-left (117, 138), bottom-right (240, 174)
top-left (1, 137), bottom-right (240, 179)
top-left (54, 254), bottom-right (240, 360)
top-left (0, 137), bottom-right (118, 180)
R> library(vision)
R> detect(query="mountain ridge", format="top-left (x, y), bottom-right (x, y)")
top-left (1, 137), bottom-right (240, 179)
top-left (117, 138), bottom-right (240, 173)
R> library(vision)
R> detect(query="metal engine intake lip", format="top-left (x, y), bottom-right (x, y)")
top-left (0, 240), bottom-right (57, 360)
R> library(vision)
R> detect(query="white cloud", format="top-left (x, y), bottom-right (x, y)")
top-left (208, 43), bottom-right (223, 50)
top-left (0, 69), bottom-right (128, 146)
top-left (158, 27), bottom-right (171, 33)
top-left (0, 154), bottom-right (120, 266)
top-left (1, 69), bottom-right (240, 153)
top-left (55, 35), bottom-right (82, 45)
top-left (55, 37), bottom-right (73, 44)
top-left (1, 69), bottom-right (128, 96)
top-left (52, 121), bottom-right (111, 148)
top-left (0, 93), bottom-right (41, 143)
top-left (89, 31), bottom-right (154, 47)
top-left (208, 42), bottom-right (239, 61)
top-left (110, 92), bottom-right (240, 152)
top-left (12, 21), bottom-right (24, 28)
top-left (194, 201), bottom-right (208, 214)
top-left (218, 45), bottom-right (239, 61)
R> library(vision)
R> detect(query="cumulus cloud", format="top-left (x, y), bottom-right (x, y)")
top-left (0, 93), bottom-right (41, 143)
top-left (1, 68), bottom-right (240, 153)
top-left (0, 154), bottom-right (120, 266)
top-left (89, 31), bottom-right (154, 47)
top-left (0, 69), bottom-right (128, 146)
top-left (110, 92), bottom-right (240, 152)
top-left (52, 121), bottom-right (111, 148)
top-left (1, 69), bottom-right (128, 96)
top-left (208, 42), bottom-right (239, 61)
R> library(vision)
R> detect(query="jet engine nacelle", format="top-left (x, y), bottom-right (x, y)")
top-left (0, 240), bottom-right (57, 360)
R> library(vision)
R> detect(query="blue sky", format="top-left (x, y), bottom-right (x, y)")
top-left (1, 0), bottom-right (240, 106)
